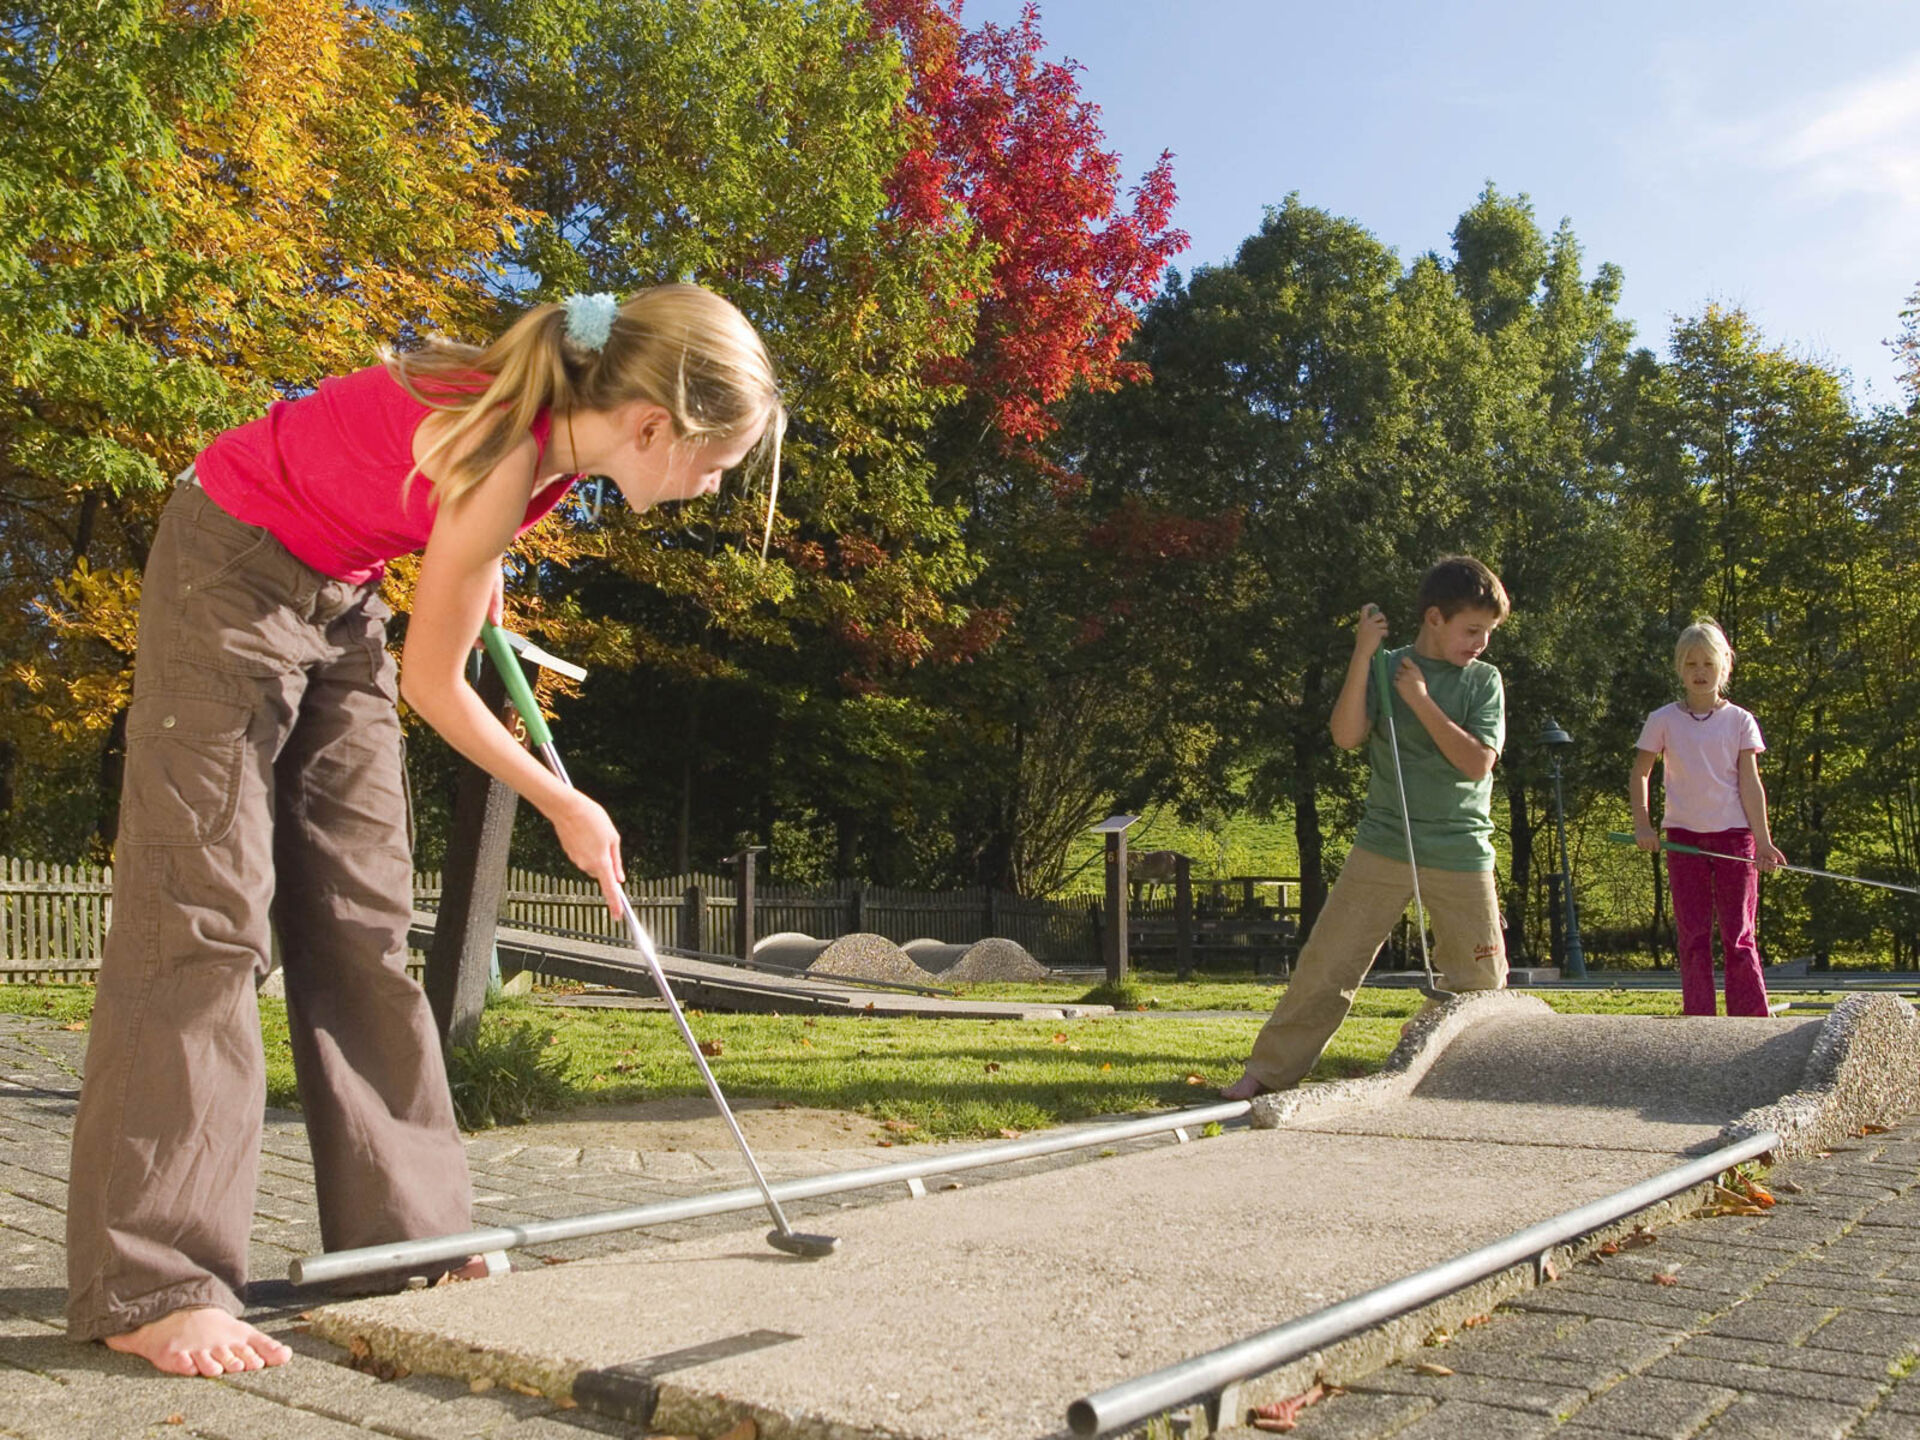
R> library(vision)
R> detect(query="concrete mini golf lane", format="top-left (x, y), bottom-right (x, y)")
top-left (308, 997), bottom-right (1919, 1440)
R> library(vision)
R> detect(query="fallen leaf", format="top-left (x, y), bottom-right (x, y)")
top-left (698, 1039), bottom-right (724, 1058)
top-left (1596, 1241), bottom-right (1620, 1256)
top-left (506, 1380), bottom-right (542, 1398)
top-left (998, 1127), bottom-right (1023, 1139)
top-left (882, 1119), bottom-right (918, 1133)
top-left (1100, 1061), bottom-right (1113, 1071)
top-left (1621, 1228), bottom-right (1658, 1249)
top-left (61, 1021), bottom-right (86, 1031)
top-left (1860, 1124), bottom-right (1891, 1135)
top-left (984, 1062), bottom-right (1001, 1073)
top-left (1540, 1258), bottom-right (1559, 1282)
top-left (715, 1420), bottom-right (758, 1440)
top-left (1249, 1382), bottom-right (1334, 1432)
top-left (1052, 1032), bottom-right (1069, 1043)
top-left (1413, 1361), bottom-right (1454, 1376)
top-left (469, 1377), bottom-right (494, 1394)
top-left (1184, 1073), bottom-right (1207, 1085)
top-left (164, 1417), bottom-right (184, 1427)
top-left (1461, 1314), bottom-right (1493, 1328)
top-left (1652, 1272), bottom-right (1680, 1286)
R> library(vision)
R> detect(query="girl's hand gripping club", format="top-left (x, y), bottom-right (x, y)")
top-left (1373, 641), bottom-right (1451, 1003)
top-left (481, 623), bottom-right (839, 1259)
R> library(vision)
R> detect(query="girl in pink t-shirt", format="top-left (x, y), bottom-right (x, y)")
top-left (68, 287), bottom-right (784, 1378)
top-left (1627, 619), bottom-right (1787, 1017)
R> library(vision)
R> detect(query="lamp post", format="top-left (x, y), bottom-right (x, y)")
top-left (1540, 720), bottom-right (1587, 977)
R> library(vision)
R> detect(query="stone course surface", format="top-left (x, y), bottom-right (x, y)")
top-left (5, 1001), bottom-right (1920, 1439)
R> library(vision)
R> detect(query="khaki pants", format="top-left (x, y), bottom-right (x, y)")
top-left (66, 481), bottom-right (472, 1342)
top-left (1244, 846), bottom-right (1506, 1091)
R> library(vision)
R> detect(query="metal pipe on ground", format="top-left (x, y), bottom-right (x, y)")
top-left (290, 1099), bottom-right (1252, 1287)
top-left (1067, 1127), bottom-right (1780, 1438)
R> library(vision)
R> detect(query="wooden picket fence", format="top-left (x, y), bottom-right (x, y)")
top-left (0, 857), bottom-right (114, 982)
top-left (1, 857), bottom-right (1104, 979)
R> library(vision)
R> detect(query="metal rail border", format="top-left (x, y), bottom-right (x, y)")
top-left (1067, 1127), bottom-right (1781, 1437)
top-left (290, 1100), bottom-right (1252, 1286)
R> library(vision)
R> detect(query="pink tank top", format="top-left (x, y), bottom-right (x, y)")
top-left (193, 365), bottom-right (573, 585)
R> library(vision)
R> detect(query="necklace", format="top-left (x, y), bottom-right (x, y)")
top-left (1682, 701), bottom-right (1720, 723)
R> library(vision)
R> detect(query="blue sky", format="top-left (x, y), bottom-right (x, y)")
top-left (961, 1), bottom-right (1920, 405)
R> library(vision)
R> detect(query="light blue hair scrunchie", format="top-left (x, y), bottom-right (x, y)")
top-left (561, 292), bottom-right (621, 352)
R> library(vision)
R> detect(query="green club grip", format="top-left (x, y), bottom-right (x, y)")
top-left (1606, 830), bottom-right (1702, 856)
top-left (481, 621), bottom-right (553, 747)
top-left (1372, 646), bottom-right (1390, 715)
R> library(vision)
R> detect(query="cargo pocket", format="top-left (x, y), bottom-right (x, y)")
top-left (118, 695), bottom-right (253, 846)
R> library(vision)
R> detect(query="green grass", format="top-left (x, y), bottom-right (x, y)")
top-left (0, 974), bottom-right (1859, 1141)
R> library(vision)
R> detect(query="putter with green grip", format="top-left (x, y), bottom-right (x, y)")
top-left (1604, 831), bottom-right (1920, 896)
top-left (1372, 640), bottom-right (1451, 1002)
top-left (481, 623), bottom-right (839, 1259)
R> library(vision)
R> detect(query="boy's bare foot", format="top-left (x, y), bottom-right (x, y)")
top-left (102, 1306), bottom-right (293, 1377)
top-left (1221, 1071), bottom-right (1270, 1101)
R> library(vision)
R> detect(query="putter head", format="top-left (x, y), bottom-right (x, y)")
top-left (1417, 980), bottom-right (1455, 1004)
top-left (768, 1229), bottom-right (840, 1259)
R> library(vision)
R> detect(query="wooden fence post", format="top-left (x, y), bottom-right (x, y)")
top-left (1174, 855), bottom-right (1195, 981)
top-left (730, 847), bottom-right (765, 960)
top-left (681, 883), bottom-right (706, 953)
top-left (424, 658), bottom-right (518, 1048)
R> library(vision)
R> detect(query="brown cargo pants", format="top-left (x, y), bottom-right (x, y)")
top-left (66, 477), bottom-right (473, 1342)
top-left (1243, 845), bottom-right (1507, 1092)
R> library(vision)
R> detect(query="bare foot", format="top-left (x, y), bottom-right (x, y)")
top-left (102, 1306), bottom-right (293, 1377)
top-left (1220, 1071), bottom-right (1270, 1101)
top-left (440, 1251), bottom-right (511, 1284)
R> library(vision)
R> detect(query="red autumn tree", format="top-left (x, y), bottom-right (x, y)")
top-left (869, 0), bottom-right (1186, 451)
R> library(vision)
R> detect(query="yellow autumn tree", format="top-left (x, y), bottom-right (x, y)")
top-left (2, 0), bottom-right (522, 855)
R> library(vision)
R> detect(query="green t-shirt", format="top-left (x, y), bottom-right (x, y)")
top-left (1352, 645), bottom-right (1505, 872)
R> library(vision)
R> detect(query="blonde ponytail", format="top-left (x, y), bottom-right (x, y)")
top-left (387, 284), bottom-right (784, 529)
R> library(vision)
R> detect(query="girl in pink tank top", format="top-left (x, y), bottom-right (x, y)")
top-left (70, 287), bottom-right (784, 1377)
top-left (1627, 619), bottom-right (1788, 1017)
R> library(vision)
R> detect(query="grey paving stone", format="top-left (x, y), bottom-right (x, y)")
top-left (1265, 1389), bottom-right (1435, 1440)
top-left (1702, 1298), bottom-right (1836, 1344)
top-left (1870, 1370), bottom-right (1920, 1414)
top-left (1848, 1406), bottom-right (1920, 1439)
top-left (1644, 1349), bottom-right (1886, 1408)
top-left (1505, 1285), bottom-right (1716, 1330)
top-left (1688, 1391), bottom-right (1863, 1439)
top-left (1559, 1374), bottom-right (1735, 1438)
top-left (1805, 1308), bottom-right (1920, 1355)
top-left (1366, 1398), bottom-right (1558, 1439)
top-left (1534, 1315), bottom-right (1687, 1370)
top-left (1347, 1364), bottom-right (1586, 1419)
top-left (1395, 1345), bottom-right (1613, 1395)
top-left (1677, 1333), bottom-right (1906, 1380)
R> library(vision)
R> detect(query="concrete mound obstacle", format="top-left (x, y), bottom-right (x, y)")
top-left (752, 931), bottom-right (940, 987)
top-left (902, 936), bottom-right (1050, 982)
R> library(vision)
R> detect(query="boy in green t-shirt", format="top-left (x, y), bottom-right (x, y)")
top-left (1223, 556), bottom-right (1511, 1098)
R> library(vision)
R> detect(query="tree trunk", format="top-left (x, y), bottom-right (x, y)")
top-left (1504, 772), bottom-right (1532, 964)
top-left (1292, 729), bottom-right (1326, 936)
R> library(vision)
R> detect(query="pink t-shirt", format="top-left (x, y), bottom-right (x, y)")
top-left (194, 365), bottom-right (572, 585)
top-left (1636, 701), bottom-right (1766, 833)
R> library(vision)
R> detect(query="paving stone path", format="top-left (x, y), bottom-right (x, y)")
top-left (6, 1008), bottom-right (1920, 1439)
top-left (1227, 1120), bottom-right (1920, 1440)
